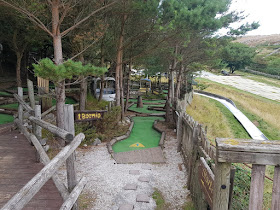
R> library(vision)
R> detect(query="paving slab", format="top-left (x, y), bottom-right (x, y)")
top-left (138, 176), bottom-right (150, 183)
top-left (113, 147), bottom-right (165, 164)
top-left (124, 184), bottom-right (137, 190)
top-left (129, 170), bottom-right (140, 175)
top-left (119, 204), bottom-right (134, 210)
top-left (141, 165), bottom-right (152, 170)
top-left (136, 194), bottom-right (150, 203)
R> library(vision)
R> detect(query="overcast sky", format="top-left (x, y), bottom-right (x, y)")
top-left (229, 0), bottom-right (280, 35)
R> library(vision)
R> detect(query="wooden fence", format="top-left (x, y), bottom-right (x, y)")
top-left (1, 82), bottom-right (86, 210)
top-left (176, 112), bottom-right (280, 210)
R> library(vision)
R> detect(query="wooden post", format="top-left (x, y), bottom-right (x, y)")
top-left (176, 113), bottom-right (183, 152)
top-left (34, 105), bottom-right (42, 162)
top-left (64, 104), bottom-right (78, 210)
top-left (213, 162), bottom-right (231, 210)
top-left (18, 87), bottom-right (23, 126)
top-left (137, 95), bottom-right (143, 108)
top-left (271, 166), bottom-right (280, 210)
top-left (249, 164), bottom-right (266, 210)
top-left (108, 101), bottom-right (112, 111)
top-left (27, 79), bottom-right (35, 109)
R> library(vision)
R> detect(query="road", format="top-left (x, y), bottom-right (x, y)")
top-left (198, 71), bottom-right (280, 102)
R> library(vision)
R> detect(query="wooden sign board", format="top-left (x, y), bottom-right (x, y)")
top-left (74, 110), bottom-right (107, 122)
top-left (198, 157), bottom-right (215, 209)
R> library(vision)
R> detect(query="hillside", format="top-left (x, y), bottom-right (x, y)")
top-left (235, 34), bottom-right (280, 47)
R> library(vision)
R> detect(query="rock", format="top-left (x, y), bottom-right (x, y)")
top-left (83, 144), bottom-right (87, 147)
top-left (92, 138), bottom-right (101, 146)
top-left (136, 194), bottom-right (150, 203)
top-left (129, 170), bottom-right (140, 175)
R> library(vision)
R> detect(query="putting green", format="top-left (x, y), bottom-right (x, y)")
top-left (0, 114), bottom-right (14, 124)
top-left (128, 99), bottom-right (166, 104)
top-left (0, 103), bottom-right (18, 109)
top-left (0, 91), bottom-right (12, 96)
top-left (128, 104), bottom-right (165, 114)
top-left (112, 116), bottom-right (163, 153)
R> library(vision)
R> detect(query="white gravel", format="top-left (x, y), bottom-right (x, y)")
top-left (58, 133), bottom-right (189, 209)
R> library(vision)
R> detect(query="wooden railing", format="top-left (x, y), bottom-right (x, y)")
top-left (1, 84), bottom-right (86, 210)
top-left (177, 112), bottom-right (280, 210)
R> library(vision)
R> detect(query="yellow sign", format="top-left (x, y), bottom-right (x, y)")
top-left (129, 142), bottom-right (145, 147)
top-left (74, 110), bottom-right (106, 122)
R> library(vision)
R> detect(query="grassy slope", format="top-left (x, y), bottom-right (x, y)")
top-left (195, 78), bottom-right (280, 140)
top-left (0, 114), bottom-right (14, 124)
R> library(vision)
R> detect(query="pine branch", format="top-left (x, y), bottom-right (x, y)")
top-left (61, 0), bottom-right (117, 37)
top-left (0, 0), bottom-right (53, 37)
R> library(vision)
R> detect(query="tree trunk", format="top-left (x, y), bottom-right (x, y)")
top-left (115, 14), bottom-right (127, 106)
top-left (52, 0), bottom-right (65, 143)
top-left (99, 41), bottom-right (105, 101)
top-left (120, 62), bottom-right (125, 121)
top-left (175, 63), bottom-right (184, 102)
top-left (125, 60), bottom-right (131, 112)
top-left (15, 52), bottom-right (23, 87)
top-left (80, 76), bottom-right (87, 110)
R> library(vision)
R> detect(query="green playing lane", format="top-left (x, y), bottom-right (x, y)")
top-left (112, 116), bottom-right (163, 153)
top-left (0, 114), bottom-right (14, 124)
top-left (128, 104), bottom-right (165, 114)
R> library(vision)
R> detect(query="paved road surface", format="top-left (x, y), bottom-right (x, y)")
top-left (198, 71), bottom-right (280, 102)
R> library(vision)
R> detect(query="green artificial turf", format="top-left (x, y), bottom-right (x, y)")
top-left (112, 116), bottom-right (163, 153)
top-left (0, 103), bottom-right (18, 109)
top-left (128, 104), bottom-right (165, 114)
top-left (0, 114), bottom-right (14, 124)
top-left (0, 91), bottom-right (12, 96)
top-left (128, 99), bottom-right (166, 104)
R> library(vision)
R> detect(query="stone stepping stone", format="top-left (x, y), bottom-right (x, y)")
top-left (136, 194), bottom-right (150, 203)
top-left (129, 170), bottom-right (140, 175)
top-left (119, 204), bottom-right (134, 210)
top-left (141, 165), bottom-right (152, 170)
top-left (138, 176), bottom-right (150, 183)
top-left (124, 183), bottom-right (137, 190)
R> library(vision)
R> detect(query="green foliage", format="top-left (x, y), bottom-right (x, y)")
top-left (231, 164), bottom-right (251, 210)
top-left (32, 58), bottom-right (107, 83)
top-left (152, 189), bottom-right (169, 210)
top-left (221, 43), bottom-right (256, 73)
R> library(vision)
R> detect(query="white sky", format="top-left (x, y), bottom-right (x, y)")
top-left (229, 0), bottom-right (280, 35)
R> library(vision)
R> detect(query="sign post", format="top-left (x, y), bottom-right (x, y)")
top-left (74, 110), bottom-right (107, 122)
top-left (198, 157), bottom-right (215, 209)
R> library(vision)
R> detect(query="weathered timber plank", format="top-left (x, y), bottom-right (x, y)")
top-left (28, 116), bottom-right (73, 141)
top-left (216, 138), bottom-right (280, 154)
top-left (15, 119), bottom-right (69, 200)
top-left (13, 93), bottom-right (34, 115)
top-left (59, 177), bottom-right (87, 210)
top-left (249, 164), bottom-right (265, 210)
top-left (213, 162), bottom-right (231, 210)
top-left (1, 133), bottom-right (84, 210)
top-left (271, 166), bottom-right (280, 210)
top-left (217, 150), bottom-right (280, 165)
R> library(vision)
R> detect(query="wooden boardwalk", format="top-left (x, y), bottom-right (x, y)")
top-left (0, 125), bottom-right (63, 210)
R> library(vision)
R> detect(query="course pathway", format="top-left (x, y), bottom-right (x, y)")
top-left (58, 122), bottom-right (189, 210)
top-left (199, 71), bottom-right (280, 102)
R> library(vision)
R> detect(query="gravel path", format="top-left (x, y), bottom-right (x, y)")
top-left (58, 127), bottom-right (189, 210)
top-left (199, 71), bottom-right (280, 102)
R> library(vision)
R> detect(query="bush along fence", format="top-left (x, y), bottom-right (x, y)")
top-left (176, 112), bottom-right (280, 210)
top-left (2, 81), bottom-right (86, 210)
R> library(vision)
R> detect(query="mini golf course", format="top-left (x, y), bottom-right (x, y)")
top-left (112, 116), bottom-right (163, 153)
top-left (0, 113), bottom-right (14, 125)
top-left (113, 98), bottom-right (166, 153)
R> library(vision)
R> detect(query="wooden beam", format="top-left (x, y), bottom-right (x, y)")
top-left (14, 119), bottom-right (70, 201)
top-left (27, 79), bottom-right (35, 110)
top-left (14, 93), bottom-right (34, 115)
top-left (271, 166), bottom-right (280, 210)
top-left (216, 138), bottom-right (280, 165)
top-left (1, 133), bottom-right (84, 210)
top-left (64, 104), bottom-right (78, 210)
top-left (29, 116), bottom-right (74, 142)
top-left (41, 105), bottom-right (56, 118)
top-left (17, 88), bottom-right (23, 125)
top-left (59, 177), bottom-right (87, 210)
top-left (249, 164), bottom-right (266, 210)
top-left (213, 162), bottom-right (231, 210)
